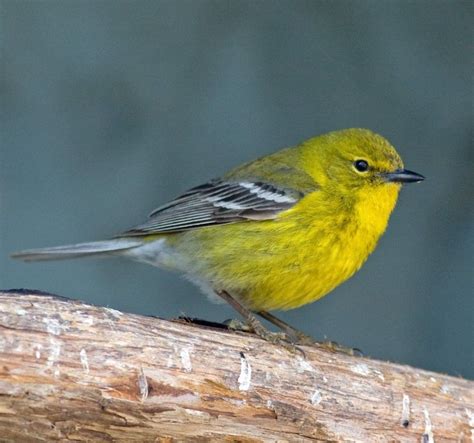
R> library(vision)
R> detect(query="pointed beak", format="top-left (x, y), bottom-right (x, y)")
top-left (383, 169), bottom-right (425, 183)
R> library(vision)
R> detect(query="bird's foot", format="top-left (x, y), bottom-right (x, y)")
top-left (314, 340), bottom-right (363, 357)
top-left (225, 317), bottom-right (304, 355)
top-left (274, 330), bottom-right (362, 357)
top-left (245, 315), bottom-right (305, 356)
top-left (224, 318), bottom-right (254, 333)
top-left (255, 311), bottom-right (362, 356)
top-left (214, 291), bottom-right (304, 355)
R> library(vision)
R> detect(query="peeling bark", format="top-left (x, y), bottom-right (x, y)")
top-left (0, 291), bottom-right (472, 442)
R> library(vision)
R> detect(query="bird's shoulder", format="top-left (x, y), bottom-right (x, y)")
top-left (121, 147), bottom-right (318, 236)
top-left (223, 145), bottom-right (318, 195)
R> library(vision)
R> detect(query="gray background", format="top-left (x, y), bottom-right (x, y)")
top-left (1, 1), bottom-right (472, 378)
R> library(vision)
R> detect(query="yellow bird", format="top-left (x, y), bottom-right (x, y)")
top-left (12, 128), bottom-right (424, 347)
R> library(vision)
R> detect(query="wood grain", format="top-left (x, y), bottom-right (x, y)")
top-left (0, 291), bottom-right (472, 442)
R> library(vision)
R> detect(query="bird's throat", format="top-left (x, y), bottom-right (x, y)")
top-left (353, 184), bottom-right (400, 252)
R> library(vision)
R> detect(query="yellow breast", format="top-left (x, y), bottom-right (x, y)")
top-left (169, 183), bottom-right (401, 312)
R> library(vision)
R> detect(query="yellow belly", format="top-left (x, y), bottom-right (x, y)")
top-left (165, 185), bottom-right (399, 311)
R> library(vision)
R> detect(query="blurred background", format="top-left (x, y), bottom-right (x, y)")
top-left (1, 1), bottom-right (472, 378)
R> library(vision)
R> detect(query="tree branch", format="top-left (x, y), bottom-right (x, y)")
top-left (0, 290), bottom-right (472, 441)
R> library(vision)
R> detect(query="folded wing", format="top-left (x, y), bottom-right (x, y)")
top-left (121, 179), bottom-right (305, 235)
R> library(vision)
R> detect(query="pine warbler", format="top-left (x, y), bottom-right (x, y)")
top-left (12, 128), bottom-right (424, 348)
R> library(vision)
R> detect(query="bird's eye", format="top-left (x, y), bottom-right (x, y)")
top-left (354, 160), bottom-right (369, 172)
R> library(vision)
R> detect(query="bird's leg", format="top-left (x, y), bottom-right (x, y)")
top-left (257, 310), bottom-right (314, 344)
top-left (257, 310), bottom-right (362, 356)
top-left (215, 290), bottom-right (284, 341)
top-left (215, 290), bottom-right (299, 352)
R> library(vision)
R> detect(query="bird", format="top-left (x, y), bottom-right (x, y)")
top-left (12, 128), bottom-right (424, 349)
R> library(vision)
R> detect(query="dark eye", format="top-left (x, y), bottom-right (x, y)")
top-left (354, 159), bottom-right (369, 172)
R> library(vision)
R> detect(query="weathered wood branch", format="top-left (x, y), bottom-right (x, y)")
top-left (0, 291), bottom-right (472, 442)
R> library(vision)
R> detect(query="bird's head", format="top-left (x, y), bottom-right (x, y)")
top-left (302, 128), bottom-right (424, 196)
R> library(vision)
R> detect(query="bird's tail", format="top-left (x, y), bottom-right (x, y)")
top-left (11, 239), bottom-right (143, 262)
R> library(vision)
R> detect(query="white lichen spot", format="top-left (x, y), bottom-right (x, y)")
top-left (350, 363), bottom-right (384, 380)
top-left (180, 348), bottom-right (193, 373)
top-left (401, 393), bottom-right (410, 426)
top-left (277, 360), bottom-right (288, 371)
top-left (43, 318), bottom-right (62, 335)
top-left (79, 349), bottom-right (89, 374)
top-left (310, 389), bottom-right (322, 405)
top-left (423, 407), bottom-right (435, 443)
top-left (296, 356), bottom-right (315, 373)
top-left (374, 369), bottom-right (385, 381)
top-left (465, 409), bottom-right (474, 443)
top-left (81, 316), bottom-right (94, 326)
top-left (34, 344), bottom-right (42, 360)
top-left (138, 368), bottom-right (148, 402)
top-left (467, 409), bottom-right (474, 424)
top-left (322, 376), bottom-right (328, 383)
top-left (47, 341), bottom-right (61, 366)
top-left (184, 408), bottom-right (208, 417)
top-left (74, 311), bottom-right (94, 326)
top-left (46, 332), bottom-right (61, 377)
top-left (229, 399), bottom-right (246, 406)
top-left (104, 307), bottom-right (123, 318)
top-left (238, 355), bottom-right (252, 391)
top-left (16, 309), bottom-right (27, 316)
top-left (440, 384), bottom-right (450, 394)
top-left (351, 363), bottom-right (371, 377)
top-left (166, 354), bottom-right (174, 368)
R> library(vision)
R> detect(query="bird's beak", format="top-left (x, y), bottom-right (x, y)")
top-left (383, 169), bottom-right (425, 183)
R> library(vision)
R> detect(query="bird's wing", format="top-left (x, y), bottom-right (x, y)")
top-left (121, 179), bottom-right (305, 235)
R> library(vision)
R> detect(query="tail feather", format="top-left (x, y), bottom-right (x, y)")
top-left (11, 239), bottom-right (142, 262)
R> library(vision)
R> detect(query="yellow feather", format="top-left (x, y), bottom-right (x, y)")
top-left (13, 128), bottom-right (423, 316)
top-left (167, 178), bottom-right (400, 311)
top-left (158, 129), bottom-right (416, 311)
